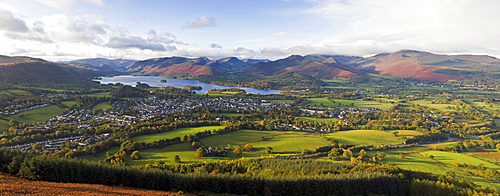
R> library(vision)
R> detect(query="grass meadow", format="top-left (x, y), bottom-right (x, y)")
top-left (81, 92), bottom-right (110, 97)
top-left (128, 130), bottom-right (329, 166)
top-left (0, 119), bottom-right (8, 134)
top-left (91, 102), bottom-right (112, 110)
top-left (62, 101), bottom-right (78, 107)
top-left (80, 146), bottom-right (121, 162)
top-left (6, 105), bottom-right (64, 125)
top-left (305, 98), bottom-right (393, 110)
top-left (130, 126), bottom-right (226, 143)
top-left (326, 130), bottom-right (407, 146)
top-left (218, 113), bottom-right (250, 117)
top-left (409, 100), bottom-right (458, 112)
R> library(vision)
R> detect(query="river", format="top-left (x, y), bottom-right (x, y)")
top-left (94, 75), bottom-right (284, 94)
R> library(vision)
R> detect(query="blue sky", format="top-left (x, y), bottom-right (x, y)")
top-left (1, 0), bottom-right (499, 61)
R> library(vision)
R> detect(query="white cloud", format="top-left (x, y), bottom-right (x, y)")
top-left (106, 35), bottom-right (167, 51)
top-left (36, 0), bottom-right (78, 9)
top-left (301, 0), bottom-right (500, 57)
top-left (0, 9), bottom-right (29, 32)
top-left (185, 16), bottom-right (216, 28)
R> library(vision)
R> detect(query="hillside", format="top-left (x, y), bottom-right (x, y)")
top-left (123, 56), bottom-right (264, 76)
top-left (0, 55), bottom-right (44, 66)
top-left (61, 63), bottom-right (119, 76)
top-left (0, 56), bottom-right (96, 87)
top-left (354, 50), bottom-right (500, 80)
top-left (64, 58), bottom-right (136, 68)
top-left (0, 173), bottom-right (185, 196)
top-left (243, 55), bottom-right (365, 79)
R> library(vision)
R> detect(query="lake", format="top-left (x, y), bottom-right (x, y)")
top-left (94, 75), bottom-right (284, 94)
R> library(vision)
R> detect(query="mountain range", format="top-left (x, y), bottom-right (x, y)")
top-left (115, 50), bottom-right (500, 80)
top-left (2, 50), bottom-right (500, 86)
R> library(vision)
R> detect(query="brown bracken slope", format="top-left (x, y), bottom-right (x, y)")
top-left (359, 50), bottom-right (463, 80)
top-left (0, 173), bottom-right (192, 196)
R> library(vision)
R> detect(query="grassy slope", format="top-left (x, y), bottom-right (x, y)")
top-left (79, 146), bottom-right (121, 162)
top-left (379, 146), bottom-right (500, 191)
top-left (425, 151), bottom-right (500, 170)
top-left (6, 105), bottom-right (64, 125)
top-left (0, 120), bottom-right (8, 133)
top-left (91, 102), bottom-right (112, 110)
top-left (80, 92), bottom-right (110, 97)
top-left (130, 126), bottom-right (226, 143)
top-left (326, 130), bottom-right (406, 146)
top-left (61, 100), bottom-right (78, 107)
top-left (128, 130), bottom-right (329, 166)
top-left (306, 98), bottom-right (393, 110)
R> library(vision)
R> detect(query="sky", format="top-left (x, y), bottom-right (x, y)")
top-left (1, 0), bottom-right (499, 61)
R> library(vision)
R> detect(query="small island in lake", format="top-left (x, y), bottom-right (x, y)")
top-left (160, 79), bottom-right (167, 83)
top-left (183, 85), bottom-right (202, 90)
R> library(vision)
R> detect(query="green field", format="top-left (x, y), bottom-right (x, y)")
top-left (81, 92), bottom-right (110, 97)
top-left (471, 101), bottom-right (498, 111)
top-left (91, 102), bottom-right (112, 110)
top-left (6, 105), bottom-right (65, 125)
top-left (80, 146), bottom-right (120, 162)
top-left (130, 126), bottom-right (226, 143)
top-left (425, 151), bottom-right (500, 170)
top-left (495, 119), bottom-right (500, 127)
top-left (410, 100), bottom-right (458, 111)
top-left (394, 130), bottom-right (425, 138)
top-left (379, 146), bottom-right (500, 191)
top-left (39, 88), bottom-right (70, 92)
top-left (0, 120), bottom-right (8, 133)
top-left (198, 129), bottom-right (329, 154)
top-left (62, 101), bottom-right (78, 107)
top-left (326, 130), bottom-right (406, 146)
top-left (0, 90), bottom-right (32, 96)
top-left (306, 98), bottom-right (337, 107)
top-left (298, 117), bottom-right (339, 122)
top-left (128, 130), bottom-right (329, 166)
top-left (6, 90), bottom-right (32, 96)
top-left (218, 113), bottom-right (249, 117)
top-left (305, 98), bottom-right (393, 110)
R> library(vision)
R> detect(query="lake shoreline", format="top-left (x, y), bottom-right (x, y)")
top-left (94, 75), bottom-right (284, 95)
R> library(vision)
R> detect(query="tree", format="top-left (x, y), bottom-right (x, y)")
top-left (8, 119), bottom-right (19, 128)
top-left (130, 151), bottom-right (141, 160)
top-left (359, 149), bottom-right (367, 157)
top-left (191, 141), bottom-right (201, 148)
top-left (195, 148), bottom-right (206, 159)
top-left (174, 155), bottom-right (181, 163)
top-left (393, 131), bottom-right (399, 137)
top-left (266, 146), bottom-right (273, 154)
top-left (31, 143), bottom-right (42, 151)
top-left (244, 144), bottom-right (253, 151)
top-left (233, 147), bottom-right (243, 156)
top-left (375, 151), bottom-right (386, 161)
top-left (341, 149), bottom-right (353, 159)
top-left (328, 148), bottom-right (341, 161)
